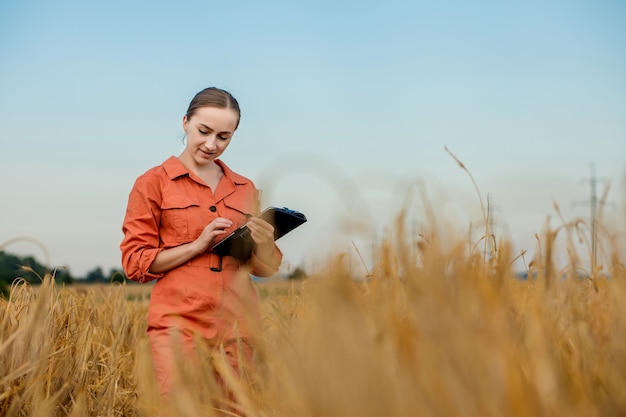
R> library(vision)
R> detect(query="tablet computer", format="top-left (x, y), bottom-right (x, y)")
top-left (210, 206), bottom-right (307, 260)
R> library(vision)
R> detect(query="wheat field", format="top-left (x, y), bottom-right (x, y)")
top-left (1, 206), bottom-right (625, 416)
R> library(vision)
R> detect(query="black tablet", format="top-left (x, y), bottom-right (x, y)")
top-left (210, 207), bottom-right (307, 260)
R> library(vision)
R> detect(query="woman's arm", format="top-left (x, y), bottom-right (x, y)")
top-left (148, 217), bottom-right (233, 273)
top-left (247, 217), bottom-right (276, 265)
top-left (121, 175), bottom-right (164, 283)
top-left (122, 172), bottom-right (234, 280)
top-left (247, 217), bottom-right (283, 277)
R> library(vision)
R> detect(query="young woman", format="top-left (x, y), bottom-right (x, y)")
top-left (120, 87), bottom-right (282, 395)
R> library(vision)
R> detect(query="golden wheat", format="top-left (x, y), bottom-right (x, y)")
top-left (1, 215), bottom-right (625, 416)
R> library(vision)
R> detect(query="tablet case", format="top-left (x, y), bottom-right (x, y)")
top-left (210, 206), bottom-right (307, 260)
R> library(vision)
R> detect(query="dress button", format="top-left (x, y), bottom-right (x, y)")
top-left (209, 205), bottom-right (217, 212)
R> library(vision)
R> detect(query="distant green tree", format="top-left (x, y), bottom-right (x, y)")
top-left (0, 280), bottom-right (8, 298)
top-left (0, 250), bottom-right (74, 288)
top-left (50, 268), bottom-right (73, 284)
top-left (80, 266), bottom-right (130, 284)
top-left (109, 267), bottom-right (129, 283)
top-left (0, 251), bottom-right (26, 285)
top-left (288, 265), bottom-right (307, 280)
top-left (84, 266), bottom-right (106, 283)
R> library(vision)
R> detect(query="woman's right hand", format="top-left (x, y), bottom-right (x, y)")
top-left (148, 217), bottom-right (233, 274)
top-left (192, 217), bottom-right (233, 253)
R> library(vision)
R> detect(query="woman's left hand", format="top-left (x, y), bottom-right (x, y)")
top-left (247, 217), bottom-right (275, 263)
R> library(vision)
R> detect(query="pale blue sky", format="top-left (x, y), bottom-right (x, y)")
top-left (1, 0), bottom-right (625, 276)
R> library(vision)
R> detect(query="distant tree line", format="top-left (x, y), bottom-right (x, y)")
top-left (0, 250), bottom-right (308, 297)
top-left (0, 250), bottom-right (129, 297)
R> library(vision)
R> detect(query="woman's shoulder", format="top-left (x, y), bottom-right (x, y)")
top-left (131, 156), bottom-right (179, 189)
top-left (135, 156), bottom-right (179, 179)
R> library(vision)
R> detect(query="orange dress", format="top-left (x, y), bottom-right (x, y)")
top-left (120, 156), bottom-right (282, 394)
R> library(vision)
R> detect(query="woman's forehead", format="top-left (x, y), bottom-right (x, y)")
top-left (190, 106), bottom-right (239, 130)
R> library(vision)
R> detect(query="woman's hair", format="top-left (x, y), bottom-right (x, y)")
top-left (186, 87), bottom-right (241, 128)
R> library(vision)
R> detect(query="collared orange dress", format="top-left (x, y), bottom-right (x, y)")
top-left (120, 156), bottom-right (282, 394)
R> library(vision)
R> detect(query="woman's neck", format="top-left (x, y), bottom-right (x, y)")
top-left (177, 154), bottom-right (223, 190)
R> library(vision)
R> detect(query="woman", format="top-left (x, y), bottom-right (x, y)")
top-left (120, 87), bottom-right (282, 395)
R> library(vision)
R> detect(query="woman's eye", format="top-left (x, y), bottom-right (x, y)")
top-left (218, 135), bottom-right (229, 140)
top-left (199, 130), bottom-right (208, 135)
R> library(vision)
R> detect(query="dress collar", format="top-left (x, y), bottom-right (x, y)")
top-left (161, 156), bottom-right (250, 185)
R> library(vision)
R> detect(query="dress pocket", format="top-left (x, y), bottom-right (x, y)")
top-left (160, 194), bottom-right (200, 243)
top-left (223, 193), bottom-right (256, 227)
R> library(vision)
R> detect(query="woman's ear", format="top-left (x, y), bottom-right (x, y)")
top-left (182, 115), bottom-right (189, 133)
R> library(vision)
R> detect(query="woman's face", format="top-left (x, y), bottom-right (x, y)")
top-left (182, 106), bottom-right (239, 167)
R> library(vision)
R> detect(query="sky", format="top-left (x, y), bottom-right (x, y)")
top-left (1, 0), bottom-right (625, 278)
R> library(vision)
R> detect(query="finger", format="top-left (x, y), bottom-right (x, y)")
top-left (210, 218), bottom-right (233, 229)
top-left (248, 217), bottom-right (274, 233)
top-left (248, 225), bottom-right (273, 242)
top-left (248, 226), bottom-right (274, 245)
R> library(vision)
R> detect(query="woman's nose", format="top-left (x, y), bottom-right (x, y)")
top-left (204, 137), bottom-right (217, 150)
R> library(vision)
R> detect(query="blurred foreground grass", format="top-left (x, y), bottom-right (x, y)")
top-left (1, 216), bottom-right (625, 416)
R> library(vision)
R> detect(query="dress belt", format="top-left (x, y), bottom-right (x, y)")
top-left (186, 252), bottom-right (242, 272)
